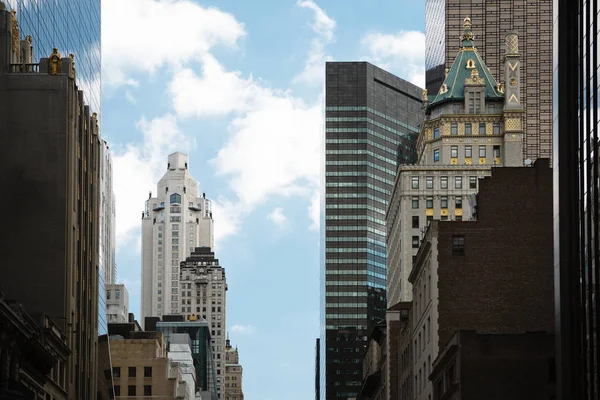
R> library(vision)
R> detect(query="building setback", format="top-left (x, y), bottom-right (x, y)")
top-left (322, 61), bottom-right (423, 400)
top-left (410, 159), bottom-right (554, 399)
top-left (425, 0), bottom-right (552, 161)
top-left (0, 8), bottom-right (102, 398)
top-left (554, 1), bottom-right (600, 399)
top-left (141, 152), bottom-right (215, 322)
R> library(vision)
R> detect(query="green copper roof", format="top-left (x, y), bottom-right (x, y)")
top-left (429, 17), bottom-right (504, 107)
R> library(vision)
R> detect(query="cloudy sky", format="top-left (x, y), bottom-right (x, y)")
top-left (101, 0), bottom-right (425, 398)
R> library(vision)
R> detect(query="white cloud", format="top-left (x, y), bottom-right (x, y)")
top-left (308, 191), bottom-right (320, 231)
top-left (101, 0), bottom-right (246, 89)
top-left (294, 0), bottom-right (336, 85)
top-left (230, 324), bottom-right (257, 334)
top-left (112, 114), bottom-right (192, 246)
top-left (267, 208), bottom-right (287, 228)
top-left (361, 30), bottom-right (426, 87)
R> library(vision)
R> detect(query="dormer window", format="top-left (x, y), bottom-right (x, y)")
top-left (466, 59), bottom-right (475, 69)
top-left (468, 92), bottom-right (481, 114)
top-left (440, 84), bottom-right (449, 94)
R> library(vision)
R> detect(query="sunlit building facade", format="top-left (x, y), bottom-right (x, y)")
top-left (321, 62), bottom-right (423, 400)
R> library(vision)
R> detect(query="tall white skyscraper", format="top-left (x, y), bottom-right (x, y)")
top-left (141, 152), bottom-right (215, 322)
top-left (100, 141), bottom-right (117, 285)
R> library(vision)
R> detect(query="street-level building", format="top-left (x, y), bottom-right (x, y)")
top-left (387, 18), bottom-right (525, 306)
top-left (141, 152), bottom-right (215, 322)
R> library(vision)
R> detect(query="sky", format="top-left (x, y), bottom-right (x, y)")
top-left (101, 1), bottom-right (425, 398)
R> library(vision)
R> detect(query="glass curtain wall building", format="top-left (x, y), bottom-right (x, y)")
top-left (425, 0), bottom-right (552, 161)
top-left (321, 62), bottom-right (423, 400)
top-left (4, 0), bottom-right (101, 115)
top-left (554, 1), bottom-right (599, 399)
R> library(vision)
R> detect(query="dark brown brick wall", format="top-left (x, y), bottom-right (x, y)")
top-left (436, 159), bottom-right (554, 350)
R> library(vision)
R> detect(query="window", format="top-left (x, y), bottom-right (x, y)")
top-left (128, 367), bottom-right (136, 377)
top-left (440, 176), bottom-right (448, 189)
top-left (114, 386), bottom-right (120, 396)
top-left (412, 176), bottom-right (419, 189)
top-left (170, 206), bottom-right (181, 214)
top-left (144, 385), bottom-right (152, 395)
top-left (489, 103), bottom-right (496, 113)
top-left (433, 128), bottom-right (440, 139)
top-left (412, 236), bottom-right (420, 249)
top-left (493, 123), bottom-right (500, 134)
top-left (426, 197), bottom-right (433, 209)
top-left (465, 123), bottom-right (472, 135)
top-left (433, 149), bottom-right (440, 162)
top-left (452, 236), bottom-right (465, 255)
top-left (170, 216), bottom-right (181, 222)
top-left (455, 176), bottom-right (463, 189)
top-left (451, 145), bottom-right (458, 158)
top-left (106, 290), bottom-right (111, 300)
top-left (128, 386), bottom-right (136, 396)
top-left (441, 196), bottom-right (448, 208)
top-left (144, 367), bottom-right (152, 378)
top-left (479, 145), bottom-right (487, 158)
top-left (479, 122), bottom-right (486, 135)
top-left (455, 197), bottom-right (463, 209)
top-left (465, 145), bottom-right (472, 158)
top-left (412, 216), bottom-right (419, 229)
top-left (427, 216), bottom-right (433, 224)
top-left (170, 193), bottom-right (182, 204)
top-left (494, 145), bottom-right (501, 160)
top-left (115, 290), bottom-right (120, 300)
top-left (412, 197), bottom-right (419, 209)
top-left (113, 367), bottom-right (120, 378)
top-left (426, 176), bottom-right (433, 189)
top-left (451, 123), bottom-right (458, 135)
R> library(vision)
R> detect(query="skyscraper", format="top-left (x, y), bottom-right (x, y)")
top-left (141, 152), bottom-right (215, 323)
top-left (0, 11), bottom-right (101, 397)
top-left (3, 0), bottom-right (100, 115)
top-left (322, 62), bottom-right (423, 400)
top-left (100, 142), bottom-right (117, 286)
top-left (554, 1), bottom-right (600, 399)
top-left (425, 0), bottom-right (552, 161)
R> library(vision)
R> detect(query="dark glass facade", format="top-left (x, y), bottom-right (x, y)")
top-left (554, 1), bottom-right (600, 399)
top-left (425, 0), bottom-right (553, 161)
top-left (321, 62), bottom-right (423, 400)
top-left (4, 0), bottom-right (101, 115)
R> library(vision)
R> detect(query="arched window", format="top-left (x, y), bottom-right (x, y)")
top-left (170, 193), bottom-right (181, 204)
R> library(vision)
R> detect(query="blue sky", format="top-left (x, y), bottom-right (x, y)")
top-left (101, 1), bottom-right (425, 398)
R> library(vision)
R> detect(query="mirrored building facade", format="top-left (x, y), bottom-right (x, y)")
top-left (425, 0), bottom-right (552, 162)
top-left (3, 0), bottom-right (101, 115)
top-left (321, 62), bottom-right (423, 400)
top-left (554, 1), bottom-right (599, 399)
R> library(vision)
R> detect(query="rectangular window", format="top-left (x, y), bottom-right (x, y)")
top-left (441, 196), bottom-right (448, 208)
top-left (170, 216), bottom-right (181, 222)
top-left (468, 92), bottom-right (475, 113)
top-left (455, 176), bottom-right (463, 189)
top-left (494, 145), bottom-right (501, 158)
top-left (113, 367), bottom-right (120, 378)
top-left (412, 197), bottom-right (419, 209)
top-left (427, 216), bottom-right (433, 224)
top-left (128, 386), bottom-right (136, 396)
top-left (426, 197), bottom-right (433, 209)
top-left (465, 145), bottom-right (472, 158)
top-left (412, 216), bottom-right (419, 229)
top-left (433, 149), bottom-right (440, 162)
top-left (455, 197), bottom-right (463, 209)
top-left (433, 128), bottom-right (440, 139)
top-left (489, 103), bottom-right (496, 113)
top-left (106, 290), bottom-right (111, 300)
top-left (493, 123), bottom-right (500, 134)
top-left (479, 122), bottom-right (486, 135)
top-left (144, 385), bottom-right (152, 396)
top-left (114, 386), bottom-right (120, 396)
top-left (452, 236), bottom-right (465, 255)
top-left (115, 290), bottom-right (120, 300)
top-left (412, 236), bottom-right (420, 249)
top-left (465, 123), bottom-right (472, 135)
top-left (479, 145), bottom-right (487, 158)
top-left (170, 206), bottom-right (181, 214)
top-left (440, 176), bottom-right (448, 189)
top-left (469, 176), bottom-right (477, 189)
top-left (128, 367), bottom-right (136, 377)
top-left (144, 367), bottom-right (152, 378)
top-left (451, 123), bottom-right (458, 135)
top-left (451, 145), bottom-right (458, 158)
top-left (412, 176), bottom-right (419, 189)
top-left (426, 176), bottom-right (433, 189)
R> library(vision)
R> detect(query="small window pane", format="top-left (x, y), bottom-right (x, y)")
top-left (412, 197), bottom-right (419, 209)
top-left (479, 123), bottom-right (486, 135)
top-left (440, 177), bottom-right (448, 189)
top-left (455, 177), bottom-right (463, 189)
top-left (441, 197), bottom-right (448, 208)
top-left (434, 149), bottom-right (440, 162)
top-left (465, 146), bottom-right (472, 158)
top-left (451, 146), bottom-right (458, 158)
top-left (426, 176), bottom-right (434, 189)
top-left (412, 176), bottom-right (419, 189)
top-left (465, 123), bottom-right (472, 135)
top-left (451, 123), bottom-right (458, 135)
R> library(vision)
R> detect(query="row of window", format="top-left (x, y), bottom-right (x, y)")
top-left (113, 385), bottom-right (152, 396)
top-left (113, 366), bottom-right (152, 378)
top-left (325, 106), bottom-right (421, 133)
top-left (433, 122), bottom-right (501, 139)
top-left (411, 175), bottom-right (478, 192)
top-left (325, 159), bottom-right (397, 176)
top-left (411, 196), bottom-right (463, 212)
top-left (326, 170), bottom-right (395, 186)
top-left (326, 193), bottom-right (388, 205)
top-left (325, 237), bottom-right (387, 248)
top-left (433, 145), bottom-right (501, 163)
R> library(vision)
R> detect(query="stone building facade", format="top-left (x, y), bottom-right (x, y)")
top-left (224, 337), bottom-right (244, 400)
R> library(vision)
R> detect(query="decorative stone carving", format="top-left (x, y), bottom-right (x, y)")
top-left (49, 48), bottom-right (62, 75)
top-left (11, 10), bottom-right (18, 56)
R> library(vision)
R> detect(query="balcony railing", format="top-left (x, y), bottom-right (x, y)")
top-left (9, 63), bottom-right (40, 73)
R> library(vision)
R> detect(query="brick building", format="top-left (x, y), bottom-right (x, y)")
top-left (430, 330), bottom-right (555, 400)
top-left (409, 158), bottom-right (554, 398)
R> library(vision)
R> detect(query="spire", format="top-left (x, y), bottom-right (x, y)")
top-left (226, 332), bottom-right (231, 348)
top-left (461, 16), bottom-right (474, 47)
